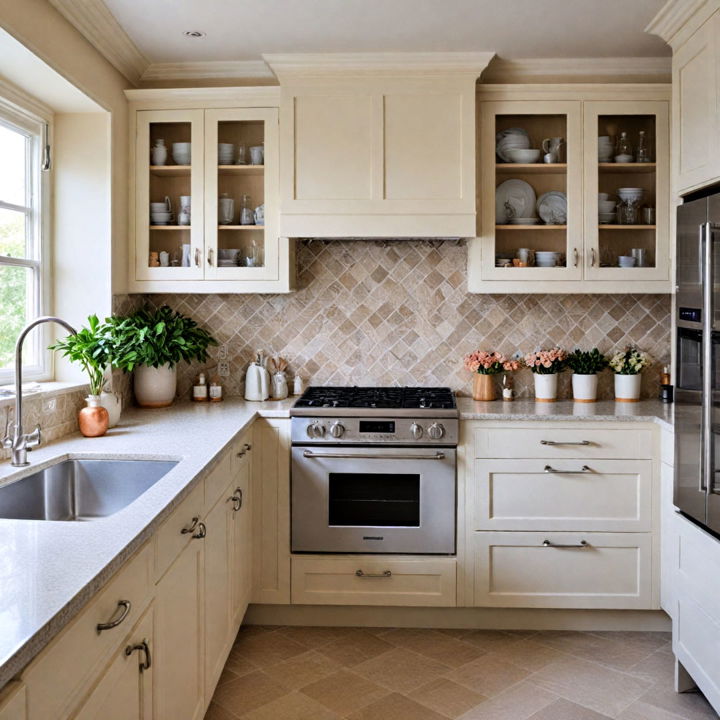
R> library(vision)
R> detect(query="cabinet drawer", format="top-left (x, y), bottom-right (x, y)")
top-left (204, 449), bottom-right (233, 512)
top-left (0, 682), bottom-right (25, 720)
top-left (473, 532), bottom-right (652, 609)
top-left (291, 556), bottom-right (456, 607)
top-left (473, 459), bottom-right (652, 532)
top-left (155, 481), bottom-right (204, 581)
top-left (475, 427), bottom-right (652, 459)
top-left (22, 544), bottom-right (152, 720)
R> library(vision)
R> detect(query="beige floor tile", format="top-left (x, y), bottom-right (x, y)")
top-left (353, 647), bottom-right (451, 694)
top-left (300, 669), bottom-right (389, 716)
top-left (223, 646), bottom-right (259, 677)
top-left (630, 685), bottom-right (719, 720)
top-left (211, 670), bottom-right (287, 716)
top-left (482, 638), bottom-right (566, 672)
top-left (529, 655), bottom-right (653, 717)
top-left (461, 630), bottom-right (526, 653)
top-left (345, 692), bottom-right (448, 720)
top-left (591, 631), bottom-right (671, 655)
top-left (381, 628), bottom-right (486, 668)
top-left (316, 629), bottom-right (394, 667)
top-left (262, 650), bottom-right (340, 691)
top-left (240, 691), bottom-right (342, 720)
top-left (276, 626), bottom-right (353, 648)
top-left (204, 702), bottom-right (241, 720)
top-left (458, 681), bottom-right (557, 720)
top-left (217, 666), bottom-right (239, 687)
top-left (408, 678), bottom-right (487, 718)
top-left (232, 631), bottom-right (308, 667)
top-left (618, 700), bottom-right (702, 720)
top-left (445, 655), bottom-right (531, 697)
top-left (624, 648), bottom-right (676, 686)
top-left (528, 697), bottom-right (614, 719)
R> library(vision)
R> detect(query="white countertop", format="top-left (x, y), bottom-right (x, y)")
top-left (0, 394), bottom-right (673, 689)
top-left (0, 398), bottom-right (293, 690)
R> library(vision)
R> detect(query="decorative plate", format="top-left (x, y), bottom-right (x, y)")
top-left (495, 179), bottom-right (537, 224)
top-left (536, 191), bottom-right (567, 224)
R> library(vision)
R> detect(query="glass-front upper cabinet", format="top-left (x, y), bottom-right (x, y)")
top-left (204, 108), bottom-right (279, 281)
top-left (478, 101), bottom-right (583, 281)
top-left (583, 101), bottom-right (669, 281)
top-left (135, 109), bottom-right (205, 281)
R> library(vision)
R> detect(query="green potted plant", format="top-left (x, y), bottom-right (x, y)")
top-left (524, 348), bottom-right (567, 402)
top-left (566, 348), bottom-right (608, 403)
top-left (110, 305), bottom-right (217, 407)
top-left (49, 314), bottom-right (113, 436)
top-left (609, 347), bottom-right (653, 402)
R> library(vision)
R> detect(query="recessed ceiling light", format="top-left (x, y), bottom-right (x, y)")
top-left (183, 30), bottom-right (206, 38)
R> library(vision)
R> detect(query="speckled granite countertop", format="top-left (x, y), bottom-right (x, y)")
top-left (457, 398), bottom-right (673, 429)
top-left (0, 398), bottom-right (293, 690)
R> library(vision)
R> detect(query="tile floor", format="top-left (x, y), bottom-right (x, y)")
top-left (204, 626), bottom-right (718, 720)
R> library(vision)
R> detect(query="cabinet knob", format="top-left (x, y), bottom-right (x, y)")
top-left (194, 248), bottom-right (201, 267)
top-left (125, 639), bottom-right (151, 672)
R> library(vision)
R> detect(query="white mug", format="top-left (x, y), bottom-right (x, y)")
top-left (249, 146), bottom-right (264, 165)
top-left (159, 251), bottom-right (170, 267)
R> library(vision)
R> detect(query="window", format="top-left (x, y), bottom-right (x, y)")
top-left (0, 106), bottom-right (47, 383)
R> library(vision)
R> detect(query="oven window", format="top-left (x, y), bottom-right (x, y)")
top-left (328, 473), bottom-right (420, 527)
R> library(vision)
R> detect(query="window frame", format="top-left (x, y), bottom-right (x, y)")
top-left (0, 99), bottom-right (51, 385)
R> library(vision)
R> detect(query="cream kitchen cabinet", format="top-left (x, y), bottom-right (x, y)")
top-left (267, 53), bottom-right (493, 238)
top-left (126, 88), bottom-right (294, 294)
top-left (231, 434), bottom-right (253, 625)
top-left (469, 85), bottom-right (671, 293)
top-left (0, 683), bottom-right (25, 720)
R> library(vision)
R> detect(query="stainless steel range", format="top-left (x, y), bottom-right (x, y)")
top-left (290, 387), bottom-right (458, 555)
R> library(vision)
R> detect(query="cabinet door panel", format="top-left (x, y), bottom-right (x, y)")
top-left (0, 682), bottom-right (25, 720)
top-left (232, 453), bottom-right (252, 624)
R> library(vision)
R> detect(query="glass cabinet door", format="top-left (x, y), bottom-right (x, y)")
top-left (204, 108), bottom-right (279, 281)
top-left (134, 109), bottom-right (205, 281)
top-left (583, 101), bottom-right (669, 281)
top-left (479, 101), bottom-right (583, 281)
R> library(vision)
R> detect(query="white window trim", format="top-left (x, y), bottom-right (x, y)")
top-left (0, 97), bottom-right (52, 386)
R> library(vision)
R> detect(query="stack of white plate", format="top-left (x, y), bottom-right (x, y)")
top-left (535, 251), bottom-right (560, 267)
top-left (598, 136), bottom-right (614, 162)
top-left (218, 248), bottom-right (240, 266)
top-left (496, 128), bottom-right (530, 162)
top-left (598, 198), bottom-right (617, 224)
top-left (218, 143), bottom-right (235, 164)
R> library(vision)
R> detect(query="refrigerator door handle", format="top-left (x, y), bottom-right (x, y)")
top-left (702, 222), bottom-right (714, 496)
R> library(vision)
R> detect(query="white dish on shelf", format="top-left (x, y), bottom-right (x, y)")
top-left (506, 148), bottom-right (541, 164)
top-left (535, 251), bottom-right (560, 267)
top-left (496, 128), bottom-right (530, 162)
top-left (495, 179), bottom-right (537, 224)
top-left (598, 200), bottom-right (617, 213)
top-left (509, 217), bottom-right (539, 225)
top-left (537, 191), bottom-right (567, 224)
top-left (598, 213), bottom-right (616, 224)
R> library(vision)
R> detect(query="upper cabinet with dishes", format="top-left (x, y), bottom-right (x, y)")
top-left (265, 53), bottom-right (494, 238)
top-left (468, 85), bottom-right (671, 293)
top-left (125, 87), bottom-right (295, 294)
top-left (647, 0), bottom-right (720, 197)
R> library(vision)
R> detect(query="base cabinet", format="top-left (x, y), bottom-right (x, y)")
top-left (232, 442), bottom-right (253, 625)
top-left (0, 683), bottom-right (25, 720)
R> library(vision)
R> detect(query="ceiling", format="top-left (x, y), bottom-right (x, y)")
top-left (101, 0), bottom-right (670, 64)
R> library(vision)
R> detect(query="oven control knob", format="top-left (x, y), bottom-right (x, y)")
top-left (427, 422), bottom-right (445, 440)
top-left (307, 421), bottom-right (326, 438)
top-left (329, 422), bottom-right (345, 438)
top-left (409, 423), bottom-right (424, 440)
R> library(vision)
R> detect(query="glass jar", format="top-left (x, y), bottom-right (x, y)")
top-left (240, 194), bottom-right (255, 225)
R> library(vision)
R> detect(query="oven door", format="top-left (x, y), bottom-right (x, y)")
top-left (291, 446), bottom-right (456, 554)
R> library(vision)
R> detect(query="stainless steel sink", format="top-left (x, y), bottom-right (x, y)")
top-left (0, 459), bottom-right (178, 521)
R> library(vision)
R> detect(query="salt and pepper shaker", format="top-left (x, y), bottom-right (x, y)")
top-left (293, 375), bottom-right (304, 396)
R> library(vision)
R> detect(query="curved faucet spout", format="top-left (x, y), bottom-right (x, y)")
top-left (5, 316), bottom-right (77, 467)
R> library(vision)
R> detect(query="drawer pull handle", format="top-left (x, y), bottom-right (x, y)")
top-left (193, 521), bottom-right (207, 540)
top-left (544, 465), bottom-right (591, 474)
top-left (125, 639), bottom-right (152, 672)
top-left (540, 440), bottom-right (591, 446)
top-left (243, 443), bottom-right (252, 451)
top-left (227, 489), bottom-right (243, 511)
top-left (543, 539), bottom-right (590, 549)
top-left (181, 516), bottom-right (199, 535)
top-left (97, 600), bottom-right (131, 634)
top-left (355, 569), bottom-right (392, 578)
top-left (237, 450), bottom-right (246, 457)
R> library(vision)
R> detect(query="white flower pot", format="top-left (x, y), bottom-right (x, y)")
top-left (134, 364), bottom-right (177, 408)
top-left (99, 390), bottom-right (122, 427)
top-left (614, 373), bottom-right (642, 402)
top-left (572, 373), bottom-right (598, 403)
top-left (534, 373), bottom-right (558, 402)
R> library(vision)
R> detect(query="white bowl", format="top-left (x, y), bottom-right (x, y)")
top-left (506, 148), bottom-right (541, 163)
top-left (598, 200), bottom-right (617, 213)
top-left (617, 187), bottom-right (643, 193)
top-left (598, 193), bottom-right (609, 201)
top-left (618, 256), bottom-right (637, 267)
top-left (151, 212), bottom-right (172, 219)
top-left (509, 217), bottom-right (539, 225)
top-left (615, 154), bottom-right (634, 163)
top-left (598, 213), bottom-right (616, 224)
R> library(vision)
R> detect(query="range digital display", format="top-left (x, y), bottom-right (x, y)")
top-left (359, 420), bottom-right (396, 434)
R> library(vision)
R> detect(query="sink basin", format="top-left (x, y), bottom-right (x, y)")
top-left (0, 459), bottom-right (178, 521)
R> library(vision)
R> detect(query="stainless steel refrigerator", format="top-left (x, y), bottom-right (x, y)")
top-left (675, 191), bottom-right (720, 533)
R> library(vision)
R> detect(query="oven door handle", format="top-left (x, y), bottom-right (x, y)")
top-left (301, 450), bottom-right (446, 460)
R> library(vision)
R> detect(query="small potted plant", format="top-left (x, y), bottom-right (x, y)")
top-left (524, 347), bottom-right (567, 402)
top-left (110, 305), bottom-right (217, 407)
top-left (609, 347), bottom-right (653, 402)
top-left (464, 350), bottom-right (519, 401)
top-left (566, 348), bottom-right (608, 403)
top-left (49, 314), bottom-right (113, 437)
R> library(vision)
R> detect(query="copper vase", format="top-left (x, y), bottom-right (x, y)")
top-left (472, 374), bottom-right (496, 401)
top-left (79, 395), bottom-right (109, 437)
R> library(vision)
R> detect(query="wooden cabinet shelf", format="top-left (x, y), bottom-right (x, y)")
top-left (599, 224), bottom-right (656, 230)
top-left (496, 224), bottom-right (567, 230)
top-left (598, 162), bottom-right (656, 173)
top-left (218, 225), bottom-right (265, 230)
top-left (150, 225), bottom-right (190, 230)
top-left (496, 163), bottom-right (567, 174)
top-left (150, 165), bottom-right (191, 176)
top-left (218, 164), bottom-right (264, 175)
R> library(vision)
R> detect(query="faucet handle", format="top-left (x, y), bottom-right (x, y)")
top-left (26, 424), bottom-right (41, 450)
top-left (2, 418), bottom-right (12, 448)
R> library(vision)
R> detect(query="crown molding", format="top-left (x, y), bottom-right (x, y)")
top-left (141, 60), bottom-right (276, 83)
top-left (263, 52), bottom-right (495, 80)
top-left (48, 0), bottom-right (149, 84)
top-left (125, 85), bottom-right (280, 107)
top-left (482, 57), bottom-right (671, 84)
top-left (645, 0), bottom-right (717, 44)
top-left (0, 76), bottom-right (54, 121)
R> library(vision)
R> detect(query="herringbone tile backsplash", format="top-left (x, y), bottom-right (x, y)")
top-left (118, 239), bottom-right (671, 401)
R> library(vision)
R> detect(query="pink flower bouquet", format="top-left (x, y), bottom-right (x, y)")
top-left (464, 350), bottom-right (520, 376)
top-left (524, 347), bottom-right (567, 375)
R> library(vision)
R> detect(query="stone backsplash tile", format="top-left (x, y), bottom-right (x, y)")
top-left (122, 239), bottom-right (671, 402)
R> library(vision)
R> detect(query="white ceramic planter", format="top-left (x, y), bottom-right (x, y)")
top-left (614, 373), bottom-right (642, 402)
top-left (134, 364), bottom-right (177, 407)
top-left (99, 390), bottom-right (122, 427)
top-left (534, 373), bottom-right (558, 402)
top-left (572, 373), bottom-right (598, 403)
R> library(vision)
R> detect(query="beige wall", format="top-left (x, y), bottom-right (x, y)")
top-left (0, 0), bottom-right (131, 297)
